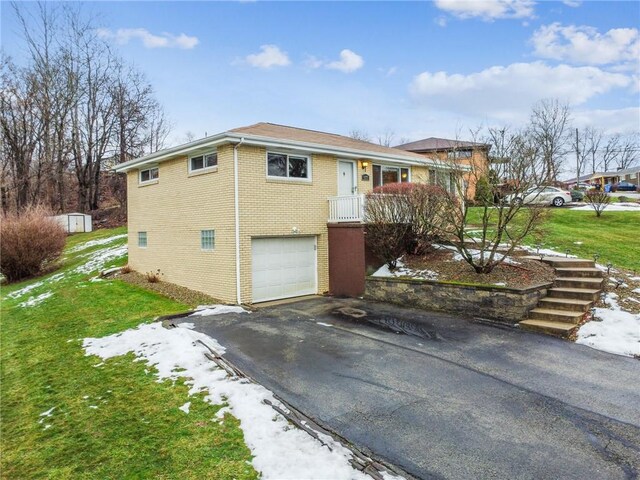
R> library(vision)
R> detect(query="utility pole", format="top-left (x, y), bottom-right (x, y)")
top-left (575, 128), bottom-right (580, 188)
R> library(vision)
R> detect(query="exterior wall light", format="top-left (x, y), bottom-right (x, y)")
top-left (361, 160), bottom-right (369, 172)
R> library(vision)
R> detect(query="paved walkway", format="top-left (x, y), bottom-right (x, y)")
top-left (174, 297), bottom-right (640, 479)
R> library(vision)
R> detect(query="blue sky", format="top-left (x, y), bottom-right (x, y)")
top-left (2, 1), bottom-right (639, 146)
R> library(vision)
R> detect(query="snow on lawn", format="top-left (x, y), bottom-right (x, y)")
top-left (576, 293), bottom-right (640, 358)
top-left (67, 233), bottom-right (128, 253)
top-left (18, 291), bottom-right (53, 308)
top-left (571, 203), bottom-right (640, 211)
top-left (372, 257), bottom-right (438, 280)
top-left (73, 244), bottom-right (127, 275)
top-left (83, 310), bottom-right (396, 480)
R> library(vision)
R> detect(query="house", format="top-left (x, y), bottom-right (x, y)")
top-left (115, 123), bottom-right (463, 305)
top-left (614, 165), bottom-right (640, 186)
top-left (395, 137), bottom-right (491, 198)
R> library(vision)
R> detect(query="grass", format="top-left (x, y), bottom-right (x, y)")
top-left (467, 207), bottom-right (640, 272)
top-left (1, 227), bottom-right (257, 479)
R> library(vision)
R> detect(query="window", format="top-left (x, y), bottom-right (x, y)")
top-left (447, 149), bottom-right (472, 160)
top-left (372, 165), bottom-right (410, 188)
top-left (267, 152), bottom-right (310, 180)
top-left (429, 169), bottom-right (457, 193)
top-left (138, 231), bottom-right (147, 248)
top-left (190, 152), bottom-right (217, 172)
top-left (201, 230), bottom-right (215, 251)
top-left (139, 167), bottom-right (159, 183)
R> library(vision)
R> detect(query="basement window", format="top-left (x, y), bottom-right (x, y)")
top-left (201, 230), bottom-right (215, 251)
top-left (139, 167), bottom-right (159, 184)
top-left (138, 231), bottom-right (148, 248)
top-left (190, 152), bottom-right (218, 172)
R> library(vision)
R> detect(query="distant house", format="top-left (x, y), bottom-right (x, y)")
top-left (615, 165), bottom-right (640, 186)
top-left (115, 122), bottom-right (482, 305)
top-left (395, 137), bottom-right (491, 198)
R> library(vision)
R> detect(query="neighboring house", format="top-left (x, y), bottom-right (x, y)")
top-left (395, 137), bottom-right (491, 199)
top-left (115, 122), bottom-right (459, 305)
top-left (615, 165), bottom-right (640, 186)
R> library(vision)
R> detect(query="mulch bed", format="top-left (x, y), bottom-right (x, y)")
top-left (403, 249), bottom-right (556, 289)
top-left (117, 271), bottom-right (221, 308)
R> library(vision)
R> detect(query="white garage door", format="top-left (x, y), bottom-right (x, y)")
top-left (252, 237), bottom-right (317, 303)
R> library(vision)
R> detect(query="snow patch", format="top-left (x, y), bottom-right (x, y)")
top-left (190, 305), bottom-right (248, 317)
top-left (576, 293), bottom-right (640, 358)
top-left (68, 233), bottom-right (128, 253)
top-left (73, 244), bottom-right (128, 275)
top-left (571, 203), bottom-right (640, 211)
top-left (179, 401), bottom-right (191, 414)
top-left (372, 257), bottom-right (439, 280)
top-left (18, 291), bottom-right (53, 308)
top-left (317, 322), bottom-right (333, 327)
top-left (83, 323), bottom-right (392, 479)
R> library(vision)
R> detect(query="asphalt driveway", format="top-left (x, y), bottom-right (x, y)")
top-left (173, 297), bottom-right (640, 480)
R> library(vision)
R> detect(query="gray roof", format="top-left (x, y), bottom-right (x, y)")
top-left (395, 137), bottom-right (490, 152)
top-left (614, 165), bottom-right (640, 176)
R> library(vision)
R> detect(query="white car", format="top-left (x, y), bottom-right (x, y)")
top-left (506, 186), bottom-right (572, 207)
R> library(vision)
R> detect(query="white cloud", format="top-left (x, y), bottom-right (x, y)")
top-left (96, 28), bottom-right (199, 49)
top-left (562, 0), bottom-right (581, 6)
top-left (434, 0), bottom-right (535, 20)
top-left (303, 55), bottom-right (324, 69)
top-left (245, 45), bottom-right (291, 69)
top-left (326, 49), bottom-right (364, 73)
top-left (572, 107), bottom-right (640, 135)
top-left (410, 61), bottom-right (630, 121)
top-left (435, 16), bottom-right (448, 27)
top-left (532, 23), bottom-right (640, 66)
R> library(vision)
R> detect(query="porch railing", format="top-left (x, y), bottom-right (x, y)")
top-left (328, 194), bottom-right (365, 223)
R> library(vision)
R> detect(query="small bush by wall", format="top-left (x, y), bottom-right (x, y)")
top-left (1, 206), bottom-right (66, 282)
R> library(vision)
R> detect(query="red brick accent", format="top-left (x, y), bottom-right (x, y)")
top-left (327, 223), bottom-right (366, 297)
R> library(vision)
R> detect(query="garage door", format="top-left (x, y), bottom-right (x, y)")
top-left (252, 237), bottom-right (317, 303)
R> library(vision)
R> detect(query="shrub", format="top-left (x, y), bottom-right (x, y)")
top-left (365, 183), bottom-right (453, 268)
top-left (120, 264), bottom-right (133, 274)
top-left (0, 206), bottom-right (66, 282)
top-left (145, 269), bottom-right (163, 283)
top-left (474, 175), bottom-right (493, 206)
top-left (584, 190), bottom-right (611, 217)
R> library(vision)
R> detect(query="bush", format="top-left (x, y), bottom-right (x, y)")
top-left (584, 190), bottom-right (611, 217)
top-left (365, 183), bottom-right (453, 268)
top-left (145, 269), bottom-right (163, 283)
top-left (0, 206), bottom-right (66, 282)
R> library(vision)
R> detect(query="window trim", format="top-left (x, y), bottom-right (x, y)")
top-left (188, 151), bottom-right (218, 174)
top-left (200, 229), bottom-right (215, 251)
top-left (138, 231), bottom-right (148, 248)
top-left (139, 167), bottom-right (159, 185)
top-left (372, 164), bottom-right (411, 188)
top-left (265, 151), bottom-right (312, 182)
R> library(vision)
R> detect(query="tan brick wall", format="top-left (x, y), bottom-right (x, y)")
top-left (126, 147), bottom-right (237, 303)
top-left (236, 145), bottom-right (337, 302)
top-left (126, 143), bottom-right (435, 304)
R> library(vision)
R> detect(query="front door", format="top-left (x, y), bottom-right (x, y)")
top-left (338, 161), bottom-right (356, 196)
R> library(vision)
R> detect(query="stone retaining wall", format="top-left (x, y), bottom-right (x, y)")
top-left (365, 277), bottom-right (551, 324)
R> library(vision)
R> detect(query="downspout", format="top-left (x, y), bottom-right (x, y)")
top-left (233, 138), bottom-right (245, 305)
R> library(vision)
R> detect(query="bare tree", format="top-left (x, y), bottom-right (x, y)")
top-left (584, 190), bottom-right (611, 217)
top-left (529, 99), bottom-right (572, 183)
top-left (376, 129), bottom-right (395, 147)
top-left (348, 129), bottom-right (371, 142)
top-left (434, 127), bottom-right (548, 274)
top-left (616, 134), bottom-right (639, 170)
top-left (600, 135), bottom-right (620, 172)
top-left (586, 127), bottom-right (603, 174)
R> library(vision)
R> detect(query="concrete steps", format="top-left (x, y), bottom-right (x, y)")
top-left (519, 257), bottom-right (604, 338)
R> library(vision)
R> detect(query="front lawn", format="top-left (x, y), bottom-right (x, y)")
top-left (0, 228), bottom-right (256, 479)
top-left (467, 208), bottom-right (640, 271)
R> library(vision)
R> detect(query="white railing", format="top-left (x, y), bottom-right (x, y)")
top-left (328, 194), bottom-right (365, 223)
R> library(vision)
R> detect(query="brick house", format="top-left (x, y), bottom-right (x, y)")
top-left (115, 123), bottom-right (481, 304)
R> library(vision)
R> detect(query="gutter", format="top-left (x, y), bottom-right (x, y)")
top-left (233, 138), bottom-right (245, 305)
top-left (113, 132), bottom-right (442, 173)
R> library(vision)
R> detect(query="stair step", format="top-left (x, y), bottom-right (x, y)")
top-left (547, 287), bottom-right (601, 301)
top-left (528, 308), bottom-right (584, 323)
top-left (538, 297), bottom-right (593, 312)
top-left (554, 267), bottom-right (603, 278)
top-left (519, 319), bottom-right (577, 337)
top-left (555, 277), bottom-right (604, 289)
top-left (523, 256), bottom-right (596, 269)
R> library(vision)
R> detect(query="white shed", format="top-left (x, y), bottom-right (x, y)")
top-left (52, 213), bottom-right (93, 233)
